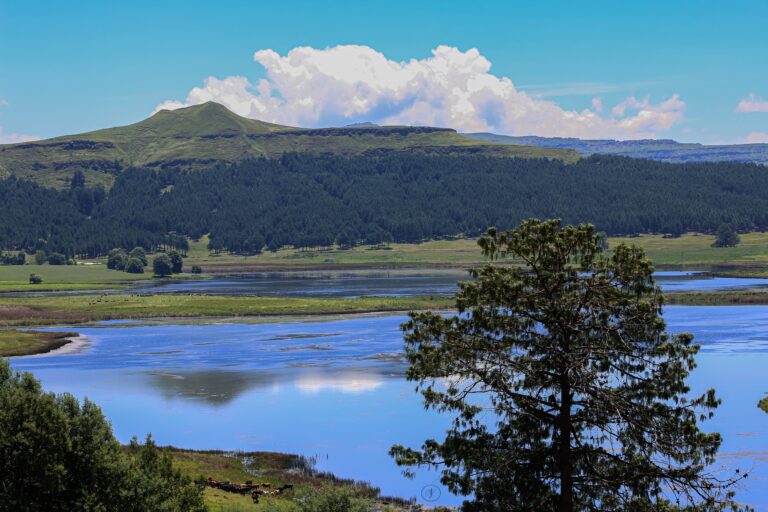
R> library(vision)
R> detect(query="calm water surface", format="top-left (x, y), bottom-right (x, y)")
top-left (6, 270), bottom-right (768, 298)
top-left (140, 271), bottom-right (768, 296)
top-left (10, 307), bottom-right (768, 508)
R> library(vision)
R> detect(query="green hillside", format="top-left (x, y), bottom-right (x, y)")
top-left (0, 102), bottom-right (577, 188)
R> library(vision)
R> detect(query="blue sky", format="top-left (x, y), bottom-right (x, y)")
top-left (1, 0), bottom-right (767, 143)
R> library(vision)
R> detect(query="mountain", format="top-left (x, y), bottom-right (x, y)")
top-left (0, 102), bottom-right (577, 188)
top-left (466, 133), bottom-right (768, 164)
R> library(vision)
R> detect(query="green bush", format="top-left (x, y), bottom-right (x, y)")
top-left (28, 273), bottom-right (43, 284)
top-left (712, 223), bottom-right (740, 248)
top-left (129, 246), bottom-right (148, 266)
top-left (190, 265), bottom-right (202, 274)
top-left (153, 254), bottom-right (173, 277)
top-left (0, 359), bottom-right (205, 511)
top-left (0, 251), bottom-right (25, 265)
top-left (47, 253), bottom-right (67, 265)
top-left (168, 250), bottom-right (184, 273)
top-left (125, 257), bottom-right (145, 274)
top-left (34, 250), bottom-right (46, 265)
top-left (107, 248), bottom-right (127, 270)
top-left (298, 487), bottom-right (374, 512)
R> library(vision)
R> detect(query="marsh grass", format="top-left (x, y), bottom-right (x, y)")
top-left (0, 294), bottom-right (453, 326)
top-left (0, 329), bottom-right (78, 356)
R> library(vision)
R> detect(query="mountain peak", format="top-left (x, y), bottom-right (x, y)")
top-left (136, 101), bottom-right (293, 138)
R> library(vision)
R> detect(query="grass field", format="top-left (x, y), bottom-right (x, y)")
top-left (0, 294), bottom-right (453, 326)
top-left (609, 232), bottom-right (768, 268)
top-left (181, 232), bottom-right (768, 274)
top-left (0, 264), bottom-right (150, 292)
top-left (6, 232), bottom-right (765, 279)
top-left (184, 235), bottom-right (490, 271)
top-left (0, 329), bottom-right (78, 356)
top-left (168, 448), bottom-right (409, 511)
top-left (0, 263), bottom-right (207, 292)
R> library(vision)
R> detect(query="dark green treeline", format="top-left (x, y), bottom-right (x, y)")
top-left (2, 153), bottom-right (767, 257)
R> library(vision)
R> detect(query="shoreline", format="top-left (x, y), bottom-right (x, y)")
top-left (0, 329), bottom-right (80, 357)
top-left (25, 334), bottom-right (90, 357)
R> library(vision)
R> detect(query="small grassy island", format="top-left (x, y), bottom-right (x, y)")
top-left (759, 396), bottom-right (768, 414)
top-left (0, 329), bottom-right (78, 357)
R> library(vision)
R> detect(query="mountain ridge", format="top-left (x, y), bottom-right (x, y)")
top-left (0, 102), bottom-right (577, 188)
top-left (466, 132), bottom-right (768, 164)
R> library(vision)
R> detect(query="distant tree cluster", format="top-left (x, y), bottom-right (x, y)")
top-left (4, 154), bottom-right (768, 256)
top-left (0, 251), bottom-right (25, 265)
top-left (106, 246), bottom-right (183, 276)
top-left (107, 247), bottom-right (148, 273)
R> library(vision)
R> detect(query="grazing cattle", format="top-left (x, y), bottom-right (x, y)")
top-left (205, 476), bottom-right (293, 500)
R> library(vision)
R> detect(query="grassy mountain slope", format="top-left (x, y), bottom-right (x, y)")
top-left (466, 132), bottom-right (768, 164)
top-left (0, 102), bottom-right (577, 188)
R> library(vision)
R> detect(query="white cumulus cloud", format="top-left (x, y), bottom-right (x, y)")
top-left (743, 132), bottom-right (768, 144)
top-left (154, 45), bottom-right (686, 140)
top-left (0, 127), bottom-right (39, 144)
top-left (736, 93), bottom-right (768, 113)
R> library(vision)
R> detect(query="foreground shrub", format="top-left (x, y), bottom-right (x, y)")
top-left (0, 359), bottom-right (205, 511)
top-left (298, 487), bottom-right (374, 512)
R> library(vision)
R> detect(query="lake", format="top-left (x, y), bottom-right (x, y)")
top-left (5, 270), bottom-right (768, 299)
top-left (136, 270), bottom-right (768, 296)
top-left (10, 306), bottom-right (768, 509)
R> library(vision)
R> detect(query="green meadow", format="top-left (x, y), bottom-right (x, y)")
top-left (183, 232), bottom-right (768, 273)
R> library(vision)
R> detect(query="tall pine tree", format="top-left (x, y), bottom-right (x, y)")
top-left (391, 219), bottom-right (747, 511)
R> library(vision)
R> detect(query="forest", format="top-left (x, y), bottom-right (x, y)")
top-left (2, 153), bottom-right (768, 257)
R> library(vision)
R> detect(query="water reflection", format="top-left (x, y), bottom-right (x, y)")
top-left (148, 369), bottom-right (277, 405)
top-left (147, 367), bottom-right (389, 404)
top-left (294, 371), bottom-right (384, 394)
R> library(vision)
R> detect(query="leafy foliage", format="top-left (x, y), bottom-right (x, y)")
top-left (124, 257), bottom-right (145, 274)
top-left (298, 487), bottom-right (374, 512)
top-left (47, 252), bottom-right (67, 265)
top-left (129, 246), bottom-right (148, 266)
top-left (0, 359), bottom-right (205, 511)
top-left (0, 252), bottom-right (25, 265)
top-left (168, 250), bottom-right (183, 273)
top-left (153, 254), bottom-right (172, 277)
top-left (107, 248), bottom-right (127, 270)
top-left (391, 219), bottom-right (747, 511)
top-left (712, 224), bottom-right (740, 248)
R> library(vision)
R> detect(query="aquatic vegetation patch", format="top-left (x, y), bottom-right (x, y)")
top-left (759, 395), bottom-right (768, 414)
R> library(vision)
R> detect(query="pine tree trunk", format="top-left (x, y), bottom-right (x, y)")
top-left (559, 369), bottom-right (574, 512)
